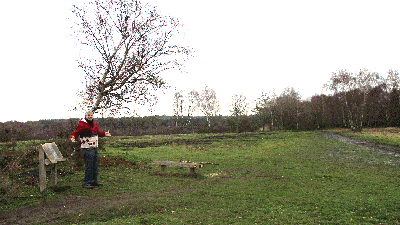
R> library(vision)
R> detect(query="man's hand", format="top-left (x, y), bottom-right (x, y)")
top-left (70, 137), bottom-right (76, 142)
top-left (105, 131), bottom-right (111, 137)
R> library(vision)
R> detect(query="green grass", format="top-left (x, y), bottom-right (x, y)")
top-left (0, 138), bottom-right (59, 151)
top-left (2, 131), bottom-right (400, 224)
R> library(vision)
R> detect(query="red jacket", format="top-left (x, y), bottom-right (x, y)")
top-left (70, 119), bottom-right (106, 140)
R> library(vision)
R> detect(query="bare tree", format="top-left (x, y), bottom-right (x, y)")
top-left (355, 68), bottom-right (383, 128)
top-left (387, 69), bottom-right (400, 126)
top-left (310, 94), bottom-right (328, 129)
top-left (275, 87), bottom-right (301, 130)
top-left (387, 69), bottom-right (400, 90)
top-left (184, 90), bottom-right (199, 132)
top-left (71, 0), bottom-right (192, 115)
top-left (254, 92), bottom-right (270, 131)
top-left (230, 94), bottom-right (248, 133)
top-left (324, 68), bottom-right (382, 131)
top-left (195, 85), bottom-right (220, 127)
top-left (268, 90), bottom-right (279, 130)
top-left (186, 90), bottom-right (198, 118)
top-left (172, 91), bottom-right (184, 126)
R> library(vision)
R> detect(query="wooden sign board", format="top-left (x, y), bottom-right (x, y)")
top-left (41, 142), bottom-right (64, 164)
top-left (39, 142), bottom-right (65, 192)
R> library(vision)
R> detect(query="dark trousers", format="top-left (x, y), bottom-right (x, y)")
top-left (81, 148), bottom-right (98, 185)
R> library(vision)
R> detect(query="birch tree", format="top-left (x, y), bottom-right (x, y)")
top-left (172, 91), bottom-right (184, 126)
top-left (355, 68), bottom-right (383, 128)
top-left (386, 69), bottom-right (400, 90)
top-left (186, 90), bottom-right (198, 118)
top-left (196, 85), bottom-right (220, 127)
top-left (71, 0), bottom-right (192, 115)
top-left (387, 69), bottom-right (400, 126)
top-left (254, 92), bottom-right (270, 131)
top-left (230, 94), bottom-right (249, 133)
top-left (275, 87), bottom-right (301, 130)
top-left (324, 69), bottom-right (382, 131)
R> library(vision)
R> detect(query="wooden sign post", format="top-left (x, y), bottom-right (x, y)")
top-left (39, 142), bottom-right (65, 192)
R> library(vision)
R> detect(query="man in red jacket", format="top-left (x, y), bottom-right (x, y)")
top-left (70, 111), bottom-right (111, 189)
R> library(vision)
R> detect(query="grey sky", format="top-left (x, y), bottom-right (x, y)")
top-left (1, 0), bottom-right (399, 122)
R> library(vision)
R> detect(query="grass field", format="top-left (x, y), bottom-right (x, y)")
top-left (2, 131), bottom-right (400, 224)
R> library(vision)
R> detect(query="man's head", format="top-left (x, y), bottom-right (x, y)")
top-left (85, 111), bottom-right (94, 121)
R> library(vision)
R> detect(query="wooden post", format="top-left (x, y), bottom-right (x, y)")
top-left (39, 148), bottom-right (46, 192)
top-left (50, 164), bottom-right (57, 187)
top-left (160, 165), bottom-right (167, 173)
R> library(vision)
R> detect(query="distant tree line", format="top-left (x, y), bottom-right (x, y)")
top-left (1, 68), bottom-right (399, 142)
top-left (253, 69), bottom-right (400, 131)
top-left (0, 116), bottom-right (261, 142)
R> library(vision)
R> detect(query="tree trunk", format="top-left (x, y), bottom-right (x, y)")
top-left (235, 115), bottom-right (239, 134)
top-left (93, 92), bottom-right (104, 112)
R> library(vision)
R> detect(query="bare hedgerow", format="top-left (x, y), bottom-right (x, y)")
top-left (53, 138), bottom-right (85, 173)
top-left (0, 172), bottom-right (19, 203)
top-left (0, 143), bottom-right (39, 199)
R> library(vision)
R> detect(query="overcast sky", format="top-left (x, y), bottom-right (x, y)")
top-left (1, 0), bottom-right (400, 122)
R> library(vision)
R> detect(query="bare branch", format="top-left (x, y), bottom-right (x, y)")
top-left (72, 0), bottom-right (192, 115)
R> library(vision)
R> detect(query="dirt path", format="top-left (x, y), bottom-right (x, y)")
top-left (321, 131), bottom-right (400, 158)
top-left (0, 186), bottom-right (187, 225)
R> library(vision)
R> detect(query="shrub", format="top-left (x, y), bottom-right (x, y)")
top-left (53, 138), bottom-right (85, 173)
top-left (0, 172), bottom-right (19, 203)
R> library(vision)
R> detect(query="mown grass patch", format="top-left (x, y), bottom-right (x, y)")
top-left (1, 131), bottom-right (400, 224)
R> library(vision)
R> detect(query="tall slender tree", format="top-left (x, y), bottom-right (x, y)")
top-left (275, 87), bottom-right (301, 130)
top-left (230, 94), bottom-right (249, 133)
top-left (310, 94), bottom-right (327, 129)
top-left (385, 69), bottom-right (400, 126)
top-left (186, 90), bottom-right (198, 118)
top-left (254, 92), bottom-right (270, 131)
top-left (388, 87), bottom-right (400, 127)
top-left (172, 91), bottom-right (184, 126)
top-left (195, 85), bottom-right (220, 127)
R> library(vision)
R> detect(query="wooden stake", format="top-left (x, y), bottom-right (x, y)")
top-left (161, 165), bottom-right (167, 173)
top-left (50, 164), bottom-right (57, 187)
top-left (39, 147), bottom-right (46, 192)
